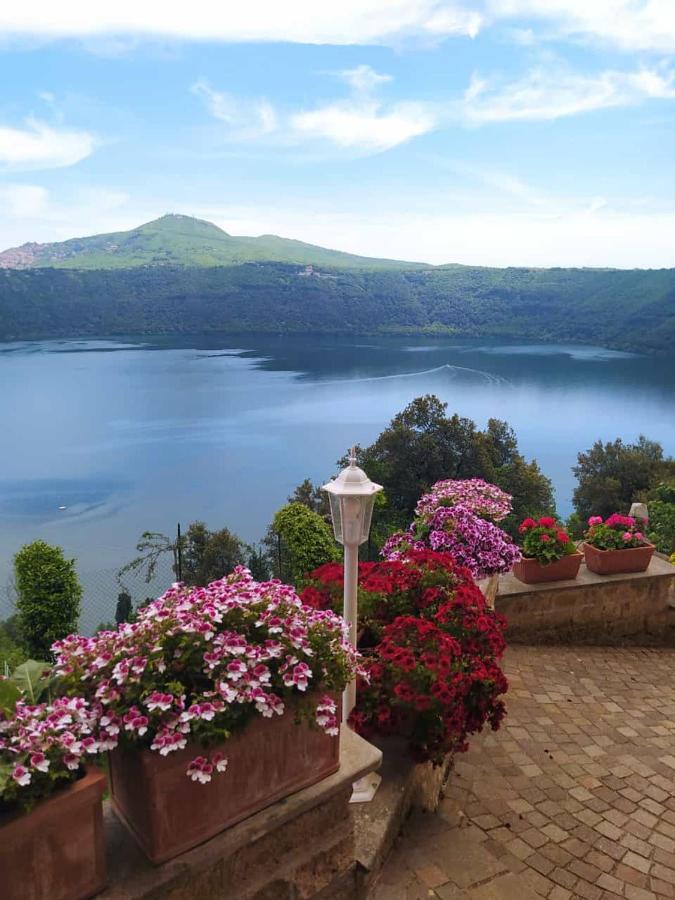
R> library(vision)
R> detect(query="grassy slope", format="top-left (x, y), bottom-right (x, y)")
top-left (2, 215), bottom-right (426, 272)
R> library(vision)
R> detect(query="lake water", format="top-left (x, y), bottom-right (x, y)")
top-left (1, 334), bottom-right (673, 631)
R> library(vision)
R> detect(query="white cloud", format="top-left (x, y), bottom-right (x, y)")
top-left (191, 80), bottom-right (278, 139)
top-left (488, 1), bottom-right (675, 54)
top-left (291, 100), bottom-right (437, 151)
top-left (193, 69), bottom-right (437, 153)
top-left (0, 2), bottom-right (482, 45)
top-left (338, 65), bottom-right (392, 94)
top-left (0, 118), bottom-right (96, 170)
top-left (460, 65), bottom-right (675, 123)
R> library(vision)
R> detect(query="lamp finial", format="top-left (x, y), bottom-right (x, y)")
top-left (348, 446), bottom-right (357, 466)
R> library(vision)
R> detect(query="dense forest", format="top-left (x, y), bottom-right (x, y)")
top-left (1, 261), bottom-right (673, 353)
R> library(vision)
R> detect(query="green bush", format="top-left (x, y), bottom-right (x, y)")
top-left (13, 541), bottom-right (82, 660)
top-left (271, 503), bottom-right (340, 586)
top-left (648, 500), bottom-right (675, 555)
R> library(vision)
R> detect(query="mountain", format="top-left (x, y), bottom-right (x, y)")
top-left (0, 214), bottom-right (425, 272)
top-left (1, 214), bottom-right (673, 354)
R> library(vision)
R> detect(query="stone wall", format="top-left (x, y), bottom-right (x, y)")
top-left (495, 555), bottom-right (675, 645)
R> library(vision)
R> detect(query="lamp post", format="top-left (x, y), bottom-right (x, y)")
top-left (322, 448), bottom-right (383, 722)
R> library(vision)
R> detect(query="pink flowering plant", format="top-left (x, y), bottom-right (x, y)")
top-left (415, 478), bottom-right (512, 523)
top-left (382, 505), bottom-right (520, 580)
top-left (0, 694), bottom-right (104, 813)
top-left (584, 514), bottom-right (650, 551)
top-left (53, 567), bottom-right (360, 784)
top-left (518, 517), bottom-right (578, 565)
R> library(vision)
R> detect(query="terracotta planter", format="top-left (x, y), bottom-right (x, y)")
top-left (583, 541), bottom-right (655, 575)
top-left (109, 708), bottom-right (340, 864)
top-left (513, 552), bottom-right (583, 584)
top-left (0, 767), bottom-right (106, 900)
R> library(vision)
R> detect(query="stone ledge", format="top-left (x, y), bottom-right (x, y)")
top-left (100, 728), bottom-right (382, 899)
top-left (352, 737), bottom-right (453, 897)
top-left (496, 554), bottom-right (675, 645)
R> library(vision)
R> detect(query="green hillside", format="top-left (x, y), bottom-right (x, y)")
top-left (1, 262), bottom-right (673, 354)
top-left (0, 214), bottom-right (424, 272)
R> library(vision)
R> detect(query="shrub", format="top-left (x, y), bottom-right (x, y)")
top-left (271, 502), bottom-right (339, 585)
top-left (14, 541), bottom-right (82, 660)
top-left (647, 500), bottom-right (675, 555)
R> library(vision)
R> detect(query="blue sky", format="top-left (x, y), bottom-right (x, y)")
top-left (1, 1), bottom-right (674, 266)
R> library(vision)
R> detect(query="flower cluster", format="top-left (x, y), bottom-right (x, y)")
top-left (383, 505), bottom-right (520, 580)
top-left (302, 546), bottom-right (508, 765)
top-left (53, 568), bottom-right (358, 782)
top-left (0, 696), bottom-right (103, 812)
top-left (302, 549), bottom-right (475, 636)
top-left (585, 514), bottom-right (649, 551)
top-left (519, 517), bottom-right (578, 565)
top-left (415, 478), bottom-right (512, 523)
top-left (349, 554), bottom-right (508, 764)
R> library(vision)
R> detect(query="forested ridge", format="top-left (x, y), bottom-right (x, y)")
top-left (1, 261), bottom-right (673, 353)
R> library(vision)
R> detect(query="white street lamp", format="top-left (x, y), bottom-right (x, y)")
top-left (322, 448), bottom-right (382, 722)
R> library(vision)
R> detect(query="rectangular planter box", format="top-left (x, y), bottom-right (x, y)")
top-left (109, 708), bottom-right (340, 864)
top-left (0, 767), bottom-right (106, 900)
top-left (512, 552), bottom-right (583, 585)
top-left (583, 541), bottom-right (655, 575)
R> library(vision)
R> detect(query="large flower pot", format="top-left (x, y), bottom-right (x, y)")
top-left (512, 552), bottom-right (583, 584)
top-left (583, 541), bottom-right (655, 575)
top-left (0, 767), bottom-right (106, 900)
top-left (109, 709), bottom-right (340, 864)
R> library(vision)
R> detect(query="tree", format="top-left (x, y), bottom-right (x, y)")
top-left (572, 437), bottom-right (675, 521)
top-left (115, 590), bottom-right (133, 625)
top-left (288, 479), bottom-right (330, 520)
top-left (246, 543), bottom-right (271, 581)
top-left (119, 521), bottom-right (247, 589)
top-left (269, 502), bottom-right (340, 585)
top-left (347, 395), bottom-right (554, 538)
top-left (14, 540), bottom-right (82, 660)
top-left (181, 522), bottom-right (246, 586)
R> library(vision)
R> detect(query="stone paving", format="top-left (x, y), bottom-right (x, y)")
top-left (371, 645), bottom-right (675, 900)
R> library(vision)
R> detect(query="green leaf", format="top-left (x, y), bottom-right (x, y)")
top-left (11, 660), bottom-right (52, 703)
top-left (0, 679), bottom-right (21, 715)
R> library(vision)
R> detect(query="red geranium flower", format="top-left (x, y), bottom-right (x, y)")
top-left (538, 516), bottom-right (556, 528)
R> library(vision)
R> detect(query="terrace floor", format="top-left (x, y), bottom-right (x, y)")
top-left (372, 645), bottom-right (675, 900)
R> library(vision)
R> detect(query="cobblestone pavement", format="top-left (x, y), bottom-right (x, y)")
top-left (371, 645), bottom-right (675, 900)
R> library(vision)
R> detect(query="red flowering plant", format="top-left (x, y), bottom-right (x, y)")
top-left (300, 550), bottom-right (474, 641)
top-left (302, 549), bottom-right (508, 765)
top-left (518, 517), bottom-right (578, 565)
top-left (349, 565), bottom-right (507, 764)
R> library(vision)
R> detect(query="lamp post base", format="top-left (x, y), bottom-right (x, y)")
top-left (349, 772), bottom-right (382, 803)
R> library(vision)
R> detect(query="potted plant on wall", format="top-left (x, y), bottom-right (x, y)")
top-left (512, 517), bottom-right (583, 584)
top-left (0, 662), bottom-right (106, 900)
top-left (54, 567), bottom-right (360, 864)
top-left (583, 514), bottom-right (654, 575)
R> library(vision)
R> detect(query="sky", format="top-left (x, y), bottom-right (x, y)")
top-left (1, 1), bottom-right (675, 268)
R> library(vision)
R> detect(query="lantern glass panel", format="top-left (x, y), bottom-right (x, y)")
top-left (328, 493), bottom-right (343, 543)
top-left (359, 495), bottom-right (376, 544)
top-left (341, 496), bottom-right (364, 546)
